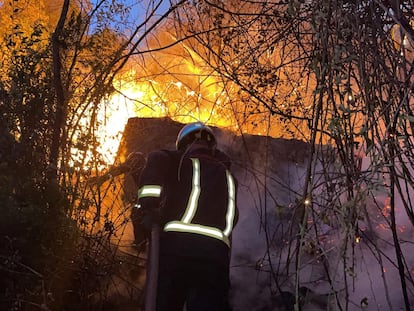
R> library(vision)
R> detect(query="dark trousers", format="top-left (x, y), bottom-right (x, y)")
top-left (155, 255), bottom-right (231, 311)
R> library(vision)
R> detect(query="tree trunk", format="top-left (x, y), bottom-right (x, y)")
top-left (49, 0), bottom-right (70, 181)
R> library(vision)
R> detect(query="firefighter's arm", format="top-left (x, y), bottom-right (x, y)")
top-left (134, 151), bottom-right (166, 235)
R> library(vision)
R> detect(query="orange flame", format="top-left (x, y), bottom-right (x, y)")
top-left (96, 69), bottom-right (242, 165)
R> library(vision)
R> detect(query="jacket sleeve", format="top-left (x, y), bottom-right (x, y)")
top-left (137, 150), bottom-right (168, 212)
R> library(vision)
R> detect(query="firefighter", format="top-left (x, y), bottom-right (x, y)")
top-left (135, 122), bottom-right (238, 311)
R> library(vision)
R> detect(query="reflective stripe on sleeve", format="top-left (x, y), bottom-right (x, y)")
top-left (138, 185), bottom-right (162, 199)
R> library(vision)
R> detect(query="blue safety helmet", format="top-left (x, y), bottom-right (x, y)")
top-left (176, 122), bottom-right (216, 150)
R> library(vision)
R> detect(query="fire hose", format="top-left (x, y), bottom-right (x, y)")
top-left (144, 224), bottom-right (160, 311)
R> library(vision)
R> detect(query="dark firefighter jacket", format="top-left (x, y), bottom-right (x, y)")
top-left (136, 145), bottom-right (238, 266)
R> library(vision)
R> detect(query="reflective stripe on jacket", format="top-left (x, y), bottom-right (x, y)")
top-left (163, 158), bottom-right (236, 246)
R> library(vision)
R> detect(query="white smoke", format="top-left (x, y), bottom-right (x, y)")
top-left (221, 135), bottom-right (414, 311)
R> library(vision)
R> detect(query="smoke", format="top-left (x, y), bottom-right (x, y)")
top-left (221, 134), bottom-right (414, 311)
top-left (217, 130), bottom-right (312, 311)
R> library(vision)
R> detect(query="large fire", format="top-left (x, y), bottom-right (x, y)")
top-left (94, 7), bottom-right (414, 168)
top-left (97, 69), bottom-right (243, 165)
